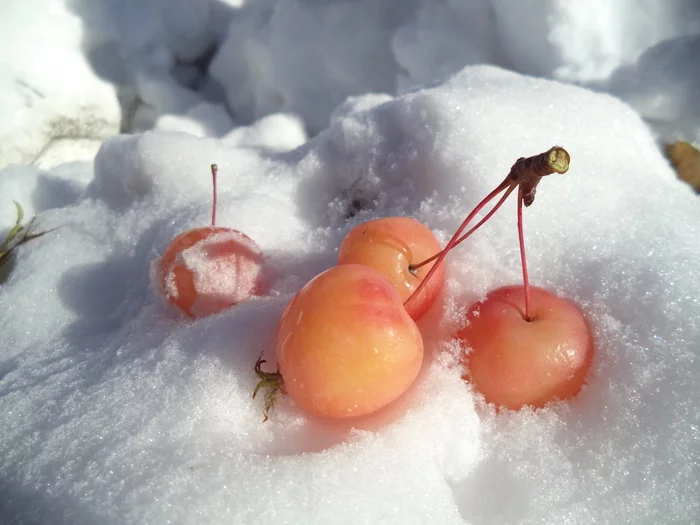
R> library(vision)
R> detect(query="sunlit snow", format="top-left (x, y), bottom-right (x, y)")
top-left (1, 1), bottom-right (699, 524)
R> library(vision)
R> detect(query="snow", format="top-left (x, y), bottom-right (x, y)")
top-left (491, 0), bottom-right (700, 82)
top-left (1, 1), bottom-right (700, 524)
top-left (608, 34), bottom-right (700, 144)
top-left (0, 0), bottom-right (120, 168)
top-left (210, 0), bottom-right (403, 134)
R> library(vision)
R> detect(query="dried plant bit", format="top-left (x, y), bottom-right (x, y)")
top-left (665, 141), bottom-right (700, 192)
top-left (0, 203), bottom-right (57, 283)
top-left (1, 201), bottom-right (26, 255)
top-left (253, 357), bottom-right (283, 422)
top-left (1, 224), bottom-right (56, 268)
top-left (0, 251), bottom-right (15, 282)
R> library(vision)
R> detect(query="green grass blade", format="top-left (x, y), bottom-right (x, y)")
top-left (0, 201), bottom-right (26, 255)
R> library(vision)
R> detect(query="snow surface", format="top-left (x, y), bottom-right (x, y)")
top-left (2, 64), bottom-right (700, 524)
top-left (2, 1), bottom-right (700, 524)
top-left (0, 0), bottom-right (120, 168)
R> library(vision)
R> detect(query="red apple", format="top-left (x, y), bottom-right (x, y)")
top-left (159, 226), bottom-right (265, 317)
top-left (275, 264), bottom-right (424, 419)
top-left (457, 285), bottom-right (594, 410)
top-left (157, 164), bottom-right (265, 318)
top-left (338, 217), bottom-right (445, 320)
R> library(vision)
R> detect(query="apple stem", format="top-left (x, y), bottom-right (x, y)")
top-left (211, 164), bottom-right (218, 227)
top-left (517, 185), bottom-right (532, 322)
top-left (405, 146), bottom-right (570, 314)
top-left (405, 178), bottom-right (512, 308)
top-left (410, 184), bottom-right (516, 272)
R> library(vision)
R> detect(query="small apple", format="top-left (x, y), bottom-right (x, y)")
top-left (338, 217), bottom-right (445, 320)
top-left (157, 164), bottom-right (265, 318)
top-left (457, 285), bottom-right (594, 410)
top-left (270, 264), bottom-right (424, 419)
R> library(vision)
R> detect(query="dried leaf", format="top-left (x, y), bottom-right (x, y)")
top-left (665, 141), bottom-right (700, 192)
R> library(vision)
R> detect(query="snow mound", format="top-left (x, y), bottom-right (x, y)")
top-left (1, 65), bottom-right (699, 524)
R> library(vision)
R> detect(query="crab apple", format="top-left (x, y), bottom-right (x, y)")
top-left (275, 264), bottom-right (424, 419)
top-left (157, 164), bottom-right (265, 318)
top-left (457, 285), bottom-right (594, 410)
top-left (159, 226), bottom-right (264, 317)
top-left (338, 217), bottom-right (445, 320)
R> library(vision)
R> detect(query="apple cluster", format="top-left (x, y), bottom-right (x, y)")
top-left (155, 151), bottom-right (595, 421)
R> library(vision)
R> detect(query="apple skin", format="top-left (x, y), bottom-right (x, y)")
top-left (276, 264), bottom-right (424, 419)
top-left (457, 285), bottom-right (594, 410)
top-left (338, 217), bottom-right (445, 320)
top-left (159, 226), bottom-right (264, 318)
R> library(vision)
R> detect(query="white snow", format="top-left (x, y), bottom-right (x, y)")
top-left (1, 1), bottom-right (700, 524)
top-left (210, 0), bottom-right (403, 134)
top-left (0, 0), bottom-right (120, 168)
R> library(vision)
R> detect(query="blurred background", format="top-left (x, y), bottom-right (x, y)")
top-left (1, 0), bottom-right (698, 189)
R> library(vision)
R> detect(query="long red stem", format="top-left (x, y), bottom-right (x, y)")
top-left (405, 178), bottom-right (512, 309)
top-left (411, 184), bottom-right (516, 271)
top-left (211, 164), bottom-right (218, 227)
top-left (517, 185), bottom-right (531, 321)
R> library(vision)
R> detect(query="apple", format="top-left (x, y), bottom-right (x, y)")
top-left (457, 285), bottom-right (594, 410)
top-left (338, 217), bottom-right (445, 320)
top-left (271, 264), bottom-right (424, 419)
